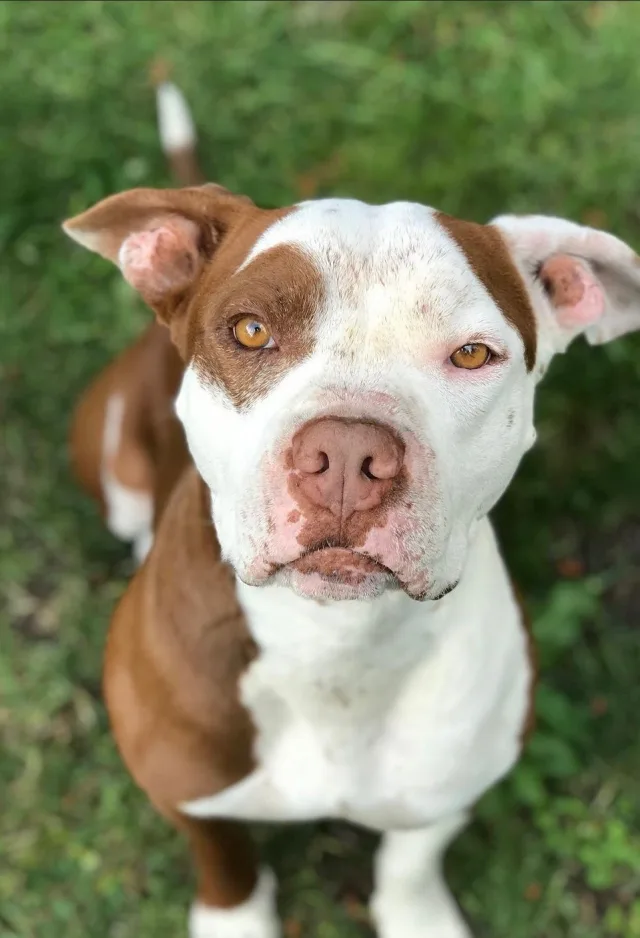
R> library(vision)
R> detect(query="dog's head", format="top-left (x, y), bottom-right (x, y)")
top-left (64, 188), bottom-right (640, 601)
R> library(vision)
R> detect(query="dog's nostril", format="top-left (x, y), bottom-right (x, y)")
top-left (361, 457), bottom-right (376, 480)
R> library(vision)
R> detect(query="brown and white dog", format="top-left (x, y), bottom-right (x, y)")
top-left (65, 79), bottom-right (640, 938)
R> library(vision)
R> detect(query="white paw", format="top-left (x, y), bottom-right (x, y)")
top-left (371, 889), bottom-right (472, 938)
top-left (189, 868), bottom-right (280, 938)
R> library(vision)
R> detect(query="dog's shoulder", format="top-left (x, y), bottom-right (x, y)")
top-left (104, 465), bottom-right (257, 810)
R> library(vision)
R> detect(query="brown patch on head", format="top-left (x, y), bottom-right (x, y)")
top-left (437, 213), bottom-right (537, 370)
top-left (189, 225), bottom-right (324, 408)
top-left (64, 187), bottom-right (324, 409)
top-left (63, 185), bottom-right (255, 336)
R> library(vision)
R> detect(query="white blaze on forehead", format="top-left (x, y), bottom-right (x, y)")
top-left (236, 200), bottom-right (524, 362)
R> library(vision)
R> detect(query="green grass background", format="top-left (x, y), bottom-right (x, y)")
top-left (1, 1), bottom-right (639, 936)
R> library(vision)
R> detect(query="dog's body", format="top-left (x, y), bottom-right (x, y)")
top-left (66, 81), bottom-right (640, 937)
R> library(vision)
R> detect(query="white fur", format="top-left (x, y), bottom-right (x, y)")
top-left (132, 527), bottom-right (153, 566)
top-left (156, 81), bottom-right (197, 152)
top-left (182, 518), bottom-right (530, 829)
top-left (371, 815), bottom-right (471, 938)
top-left (101, 394), bottom-right (153, 558)
top-left (102, 472), bottom-right (153, 545)
top-left (189, 868), bottom-right (279, 938)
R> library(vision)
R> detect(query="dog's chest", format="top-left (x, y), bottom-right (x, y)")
top-left (182, 582), bottom-right (530, 831)
top-left (240, 633), bottom-right (431, 828)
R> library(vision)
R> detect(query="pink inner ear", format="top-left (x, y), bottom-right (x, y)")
top-left (539, 254), bottom-right (605, 329)
top-left (118, 217), bottom-right (202, 301)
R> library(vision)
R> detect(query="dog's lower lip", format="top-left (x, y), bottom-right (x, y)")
top-left (289, 548), bottom-right (387, 579)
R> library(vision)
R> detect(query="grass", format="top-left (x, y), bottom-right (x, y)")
top-left (1, 1), bottom-right (639, 935)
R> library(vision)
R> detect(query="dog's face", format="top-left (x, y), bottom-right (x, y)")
top-left (65, 188), bottom-right (640, 601)
top-left (176, 201), bottom-right (537, 603)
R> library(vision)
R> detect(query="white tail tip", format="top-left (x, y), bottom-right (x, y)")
top-left (156, 81), bottom-right (196, 153)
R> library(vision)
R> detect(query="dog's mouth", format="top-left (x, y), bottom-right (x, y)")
top-left (278, 546), bottom-right (397, 601)
top-left (265, 545), bottom-right (456, 603)
top-left (289, 547), bottom-right (389, 584)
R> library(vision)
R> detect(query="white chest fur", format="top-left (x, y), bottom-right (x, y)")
top-left (181, 519), bottom-right (531, 832)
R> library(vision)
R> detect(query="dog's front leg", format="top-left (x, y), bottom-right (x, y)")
top-left (370, 813), bottom-right (471, 938)
top-left (173, 815), bottom-right (280, 938)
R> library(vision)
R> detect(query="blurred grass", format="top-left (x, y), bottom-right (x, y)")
top-left (0, 1), bottom-right (639, 936)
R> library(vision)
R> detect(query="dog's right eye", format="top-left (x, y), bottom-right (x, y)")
top-left (450, 342), bottom-right (492, 370)
top-left (232, 317), bottom-right (276, 350)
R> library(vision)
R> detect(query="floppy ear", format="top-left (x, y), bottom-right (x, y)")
top-left (63, 185), bottom-right (255, 324)
top-left (491, 214), bottom-right (640, 366)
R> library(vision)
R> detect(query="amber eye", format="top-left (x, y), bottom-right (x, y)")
top-left (232, 317), bottom-right (275, 349)
top-left (450, 343), bottom-right (492, 370)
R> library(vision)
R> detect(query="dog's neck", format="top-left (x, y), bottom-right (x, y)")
top-left (237, 577), bottom-right (432, 654)
top-left (232, 515), bottom-right (522, 748)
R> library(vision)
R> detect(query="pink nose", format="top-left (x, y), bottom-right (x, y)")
top-left (291, 418), bottom-right (404, 520)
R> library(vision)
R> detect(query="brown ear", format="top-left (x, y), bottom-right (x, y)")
top-left (63, 185), bottom-right (255, 322)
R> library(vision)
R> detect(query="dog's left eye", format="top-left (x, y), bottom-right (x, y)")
top-left (233, 317), bottom-right (276, 350)
top-left (450, 343), bottom-right (492, 370)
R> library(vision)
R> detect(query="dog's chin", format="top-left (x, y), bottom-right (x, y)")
top-left (276, 567), bottom-right (398, 602)
top-left (275, 548), bottom-right (399, 602)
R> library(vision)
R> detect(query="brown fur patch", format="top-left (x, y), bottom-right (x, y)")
top-left (168, 146), bottom-right (206, 187)
top-left (168, 813), bottom-right (258, 909)
top-left (108, 441), bottom-right (154, 492)
top-left (64, 186), bottom-right (239, 266)
top-left (104, 468), bottom-right (256, 812)
top-left (104, 467), bottom-right (259, 906)
top-left (190, 233), bottom-right (324, 408)
top-left (69, 320), bottom-right (189, 524)
top-left (66, 190), bottom-right (323, 409)
top-left (437, 213), bottom-right (537, 370)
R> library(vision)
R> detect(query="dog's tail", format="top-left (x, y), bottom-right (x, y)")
top-left (150, 59), bottom-right (205, 186)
